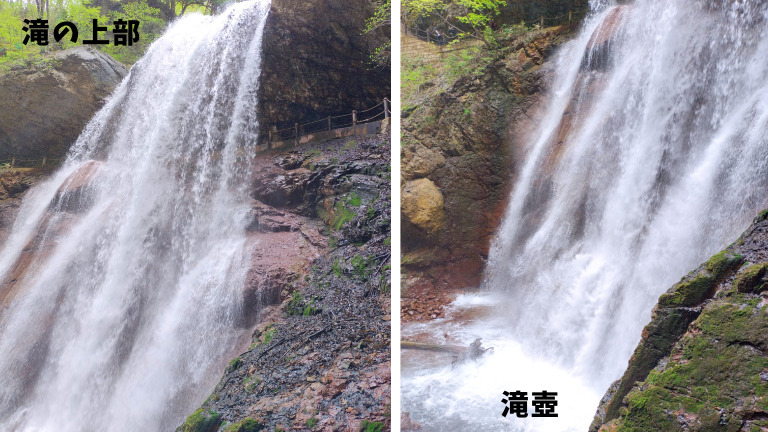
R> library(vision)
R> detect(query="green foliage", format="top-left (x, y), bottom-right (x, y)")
top-left (401, 56), bottom-right (437, 97)
top-left (332, 259), bottom-right (342, 277)
top-left (454, 0), bottom-right (505, 34)
top-left (263, 325), bottom-right (276, 344)
top-left (181, 409), bottom-right (222, 432)
top-left (100, 1), bottom-right (166, 64)
top-left (286, 291), bottom-right (318, 316)
top-left (351, 254), bottom-right (373, 278)
top-left (402, 0), bottom-right (444, 20)
top-left (360, 420), bottom-right (384, 432)
top-left (402, 0), bottom-right (506, 47)
top-left (331, 197), bottom-right (357, 230)
top-left (286, 291), bottom-right (305, 316)
top-left (305, 417), bottom-right (319, 429)
top-left (0, 0), bottom-right (230, 70)
top-left (348, 193), bottom-right (362, 207)
top-left (444, 47), bottom-right (491, 80)
top-left (363, 0), bottom-right (390, 67)
top-left (379, 263), bottom-right (391, 293)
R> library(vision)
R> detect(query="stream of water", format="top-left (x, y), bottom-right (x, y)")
top-left (0, 2), bottom-right (269, 430)
top-left (403, 1), bottom-right (768, 430)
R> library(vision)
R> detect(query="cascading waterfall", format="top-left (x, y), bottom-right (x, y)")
top-left (402, 1), bottom-right (768, 430)
top-left (0, 1), bottom-right (270, 430)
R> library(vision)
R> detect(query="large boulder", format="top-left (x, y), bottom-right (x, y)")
top-left (0, 47), bottom-right (127, 160)
top-left (402, 178), bottom-right (445, 235)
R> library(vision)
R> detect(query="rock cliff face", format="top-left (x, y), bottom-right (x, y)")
top-left (592, 210), bottom-right (768, 432)
top-left (0, 47), bottom-right (127, 160)
top-left (400, 27), bottom-right (575, 309)
top-left (179, 133), bottom-right (391, 432)
top-left (257, 0), bottom-right (390, 145)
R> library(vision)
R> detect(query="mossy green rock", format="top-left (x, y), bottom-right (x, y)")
top-left (222, 418), bottom-right (264, 432)
top-left (658, 251), bottom-right (742, 308)
top-left (734, 263), bottom-right (768, 293)
top-left (592, 210), bottom-right (768, 432)
top-left (181, 409), bottom-right (222, 432)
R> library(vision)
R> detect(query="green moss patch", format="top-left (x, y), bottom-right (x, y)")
top-left (658, 251), bottom-right (742, 307)
top-left (181, 409), bottom-right (222, 432)
top-left (735, 263), bottom-right (768, 293)
top-left (360, 420), bottom-right (384, 432)
top-left (222, 418), bottom-right (264, 432)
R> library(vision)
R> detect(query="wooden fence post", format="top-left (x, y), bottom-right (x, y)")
top-left (10, 157), bottom-right (14, 168)
top-left (42, 157), bottom-right (46, 167)
top-left (569, 10), bottom-right (573, 24)
top-left (328, 116), bottom-right (332, 131)
top-left (352, 110), bottom-right (357, 127)
top-left (294, 122), bottom-right (298, 138)
top-left (540, 16), bottom-right (544, 28)
top-left (383, 98), bottom-right (389, 119)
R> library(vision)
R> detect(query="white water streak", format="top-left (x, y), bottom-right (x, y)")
top-left (0, 1), bottom-right (270, 430)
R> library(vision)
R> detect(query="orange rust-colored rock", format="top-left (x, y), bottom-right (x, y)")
top-left (582, 5), bottom-right (629, 71)
top-left (53, 160), bottom-right (103, 213)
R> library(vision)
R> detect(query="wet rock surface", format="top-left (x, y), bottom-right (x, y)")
top-left (257, 0), bottom-right (390, 146)
top-left (179, 134), bottom-right (391, 432)
top-left (592, 210), bottom-right (768, 432)
top-left (401, 27), bottom-right (576, 312)
top-left (0, 168), bottom-right (49, 244)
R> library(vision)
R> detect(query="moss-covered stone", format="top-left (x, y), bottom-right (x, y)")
top-left (612, 303), bottom-right (768, 431)
top-left (226, 356), bottom-right (243, 373)
top-left (658, 251), bottom-right (742, 307)
top-left (180, 409), bottom-right (222, 432)
top-left (601, 307), bottom-right (701, 424)
top-left (735, 263), bottom-right (768, 293)
top-left (705, 250), bottom-right (743, 277)
top-left (222, 418), bottom-right (264, 432)
top-left (593, 210), bottom-right (768, 432)
top-left (658, 274), bottom-right (715, 307)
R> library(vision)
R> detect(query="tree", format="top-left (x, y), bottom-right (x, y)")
top-left (364, 0), bottom-right (390, 68)
top-left (402, 0), bottom-right (506, 48)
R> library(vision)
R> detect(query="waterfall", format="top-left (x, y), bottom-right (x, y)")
top-left (0, 1), bottom-right (270, 430)
top-left (402, 1), bottom-right (768, 430)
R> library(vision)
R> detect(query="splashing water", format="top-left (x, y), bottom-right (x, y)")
top-left (0, 1), bottom-right (270, 430)
top-left (403, 1), bottom-right (768, 430)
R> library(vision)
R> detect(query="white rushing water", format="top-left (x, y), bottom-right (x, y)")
top-left (403, 0), bottom-right (768, 430)
top-left (0, 1), bottom-right (269, 430)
